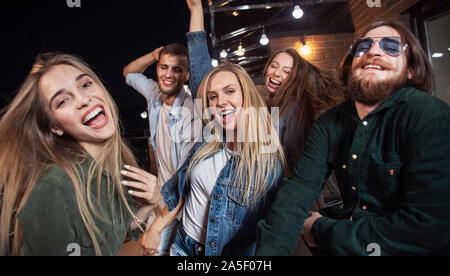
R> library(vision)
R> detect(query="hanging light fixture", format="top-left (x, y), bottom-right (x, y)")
top-left (237, 41), bottom-right (245, 56)
top-left (300, 33), bottom-right (310, 55)
top-left (259, 28), bottom-right (269, 46)
top-left (220, 49), bottom-right (228, 58)
top-left (292, 4), bottom-right (304, 19)
top-left (300, 43), bottom-right (310, 55)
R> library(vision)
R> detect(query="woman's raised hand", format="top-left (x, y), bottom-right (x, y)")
top-left (186, 0), bottom-right (202, 12)
top-left (121, 165), bottom-right (161, 205)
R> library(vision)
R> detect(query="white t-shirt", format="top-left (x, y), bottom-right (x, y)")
top-left (182, 148), bottom-right (233, 244)
top-left (155, 103), bottom-right (176, 208)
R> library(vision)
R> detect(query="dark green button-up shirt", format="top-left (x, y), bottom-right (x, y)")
top-left (18, 157), bottom-right (140, 256)
top-left (257, 86), bottom-right (450, 255)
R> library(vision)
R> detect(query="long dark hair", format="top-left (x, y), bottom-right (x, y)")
top-left (339, 21), bottom-right (434, 93)
top-left (265, 48), bottom-right (346, 149)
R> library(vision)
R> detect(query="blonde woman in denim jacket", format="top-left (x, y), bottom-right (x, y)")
top-left (141, 62), bottom-right (286, 256)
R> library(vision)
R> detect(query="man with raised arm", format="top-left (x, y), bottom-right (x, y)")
top-left (123, 44), bottom-right (200, 255)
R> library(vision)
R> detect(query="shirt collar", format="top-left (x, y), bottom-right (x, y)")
top-left (375, 86), bottom-right (411, 110)
top-left (157, 87), bottom-right (189, 121)
top-left (80, 152), bottom-right (111, 178)
top-left (347, 86), bottom-right (413, 120)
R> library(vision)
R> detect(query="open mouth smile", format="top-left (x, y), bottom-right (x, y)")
top-left (267, 78), bottom-right (282, 90)
top-left (162, 79), bottom-right (176, 86)
top-left (363, 64), bottom-right (385, 71)
top-left (269, 78), bottom-right (281, 85)
top-left (219, 109), bottom-right (236, 124)
top-left (82, 105), bottom-right (108, 129)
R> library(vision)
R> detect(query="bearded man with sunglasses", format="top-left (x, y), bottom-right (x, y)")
top-left (256, 21), bottom-right (450, 256)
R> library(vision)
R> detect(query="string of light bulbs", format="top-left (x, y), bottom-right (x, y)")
top-left (217, 2), bottom-right (306, 62)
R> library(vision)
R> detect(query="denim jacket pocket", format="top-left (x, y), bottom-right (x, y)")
top-left (226, 185), bottom-right (251, 226)
top-left (227, 185), bottom-right (251, 207)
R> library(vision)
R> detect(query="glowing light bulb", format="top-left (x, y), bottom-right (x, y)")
top-left (292, 5), bottom-right (304, 19)
top-left (141, 111), bottom-right (148, 119)
top-left (300, 44), bottom-right (310, 55)
top-left (237, 44), bottom-right (245, 56)
top-left (211, 58), bottom-right (219, 67)
top-left (260, 33), bottom-right (269, 46)
top-left (220, 49), bottom-right (228, 58)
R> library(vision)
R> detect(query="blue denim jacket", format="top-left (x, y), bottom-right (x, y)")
top-left (186, 31), bottom-right (213, 99)
top-left (180, 31), bottom-right (282, 255)
top-left (162, 141), bottom-right (283, 256)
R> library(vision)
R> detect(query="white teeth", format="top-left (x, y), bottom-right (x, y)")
top-left (270, 78), bottom-right (281, 85)
top-left (82, 107), bottom-right (103, 124)
top-left (364, 64), bottom-right (383, 70)
top-left (221, 110), bottom-right (234, 116)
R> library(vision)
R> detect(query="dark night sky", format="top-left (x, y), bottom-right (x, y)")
top-left (0, 0), bottom-right (192, 167)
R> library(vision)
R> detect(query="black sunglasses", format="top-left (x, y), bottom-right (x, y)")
top-left (350, 36), bottom-right (408, 57)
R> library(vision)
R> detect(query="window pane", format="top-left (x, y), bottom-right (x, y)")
top-left (425, 13), bottom-right (450, 105)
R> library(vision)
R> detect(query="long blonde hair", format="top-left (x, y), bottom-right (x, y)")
top-left (0, 53), bottom-right (138, 256)
top-left (189, 63), bottom-right (286, 205)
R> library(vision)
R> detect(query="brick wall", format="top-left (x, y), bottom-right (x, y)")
top-left (269, 33), bottom-right (354, 71)
top-left (348, 0), bottom-right (419, 36)
top-left (267, 0), bottom-right (421, 72)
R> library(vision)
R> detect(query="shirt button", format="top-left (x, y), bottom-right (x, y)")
top-left (211, 218), bottom-right (217, 223)
top-left (210, 242), bottom-right (216, 248)
top-left (363, 121), bottom-right (368, 126)
top-left (362, 205), bottom-right (368, 210)
top-left (352, 154), bottom-right (358, 160)
top-left (197, 246), bottom-right (203, 252)
top-left (214, 194), bottom-right (220, 200)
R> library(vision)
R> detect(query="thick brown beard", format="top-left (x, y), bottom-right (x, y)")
top-left (348, 68), bottom-right (408, 105)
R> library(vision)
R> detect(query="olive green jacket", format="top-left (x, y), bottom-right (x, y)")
top-left (18, 158), bottom-right (140, 256)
